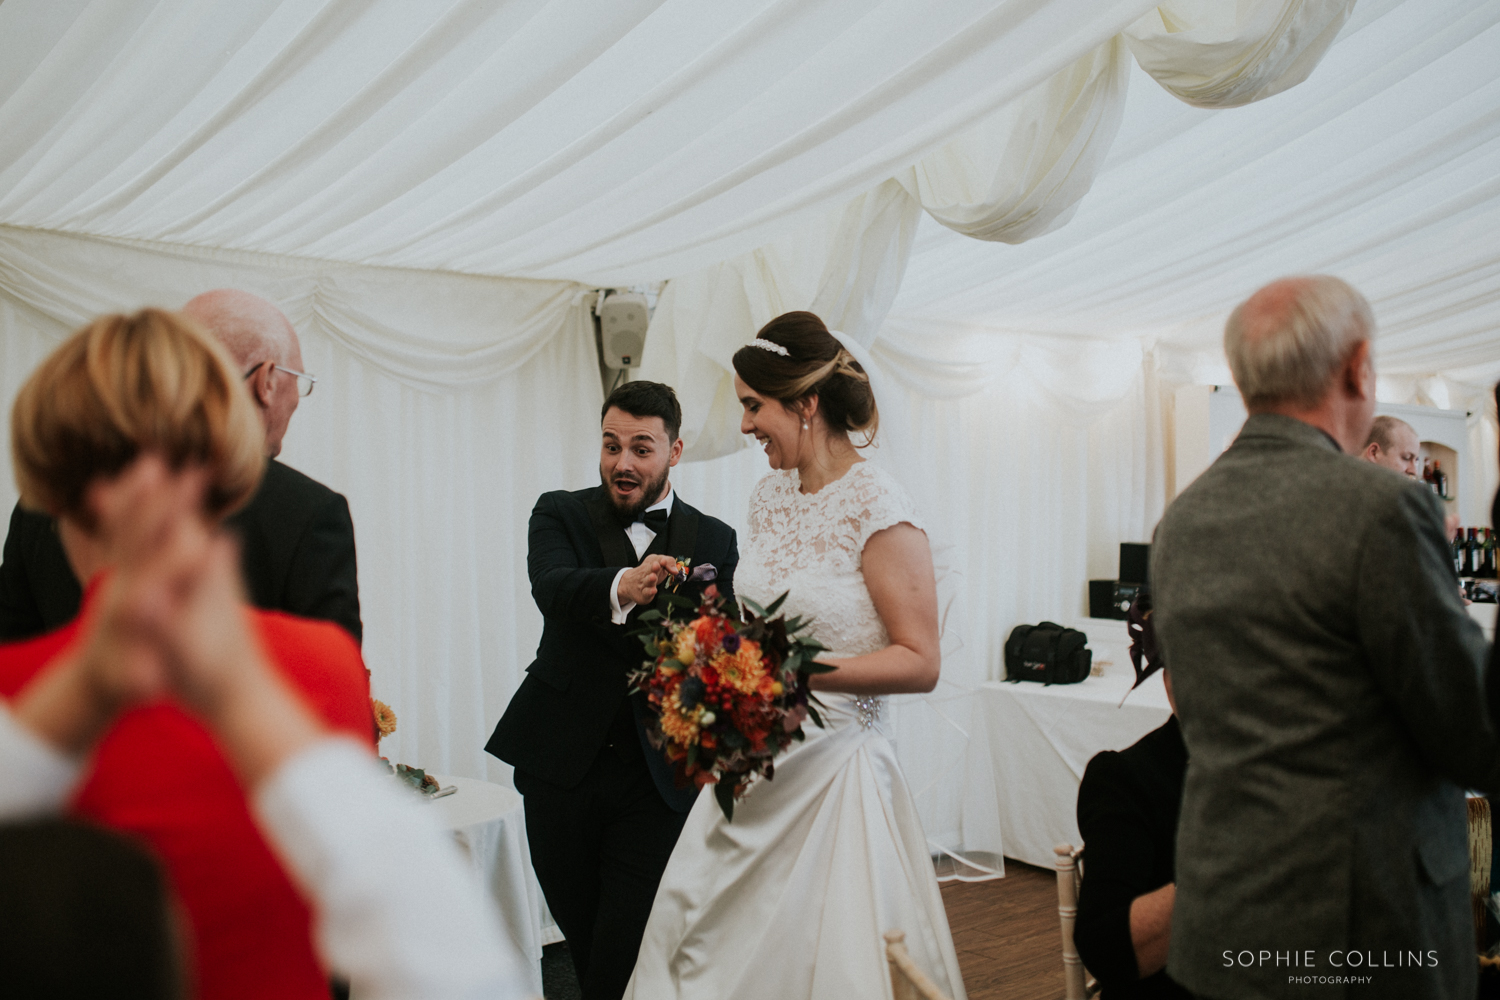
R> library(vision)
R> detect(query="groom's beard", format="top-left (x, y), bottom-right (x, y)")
top-left (601, 463), bottom-right (670, 525)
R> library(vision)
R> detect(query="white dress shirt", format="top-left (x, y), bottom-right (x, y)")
top-left (608, 488), bottom-right (675, 624)
top-left (0, 703), bottom-right (534, 1000)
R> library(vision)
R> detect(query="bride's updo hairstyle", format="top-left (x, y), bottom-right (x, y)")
top-left (731, 311), bottom-right (879, 446)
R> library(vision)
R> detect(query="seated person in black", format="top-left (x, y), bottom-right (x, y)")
top-left (1075, 659), bottom-right (1192, 999)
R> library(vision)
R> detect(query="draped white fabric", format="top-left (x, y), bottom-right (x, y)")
top-left (0, 0), bottom-right (1158, 286)
top-left (893, 0), bottom-right (1500, 389)
top-left (0, 227), bottom-right (601, 779)
top-left (0, 0), bottom-right (1495, 870)
top-left (1125, 0), bottom-right (1357, 108)
top-left (898, 37), bottom-right (1131, 244)
top-left (644, 0), bottom-right (1372, 460)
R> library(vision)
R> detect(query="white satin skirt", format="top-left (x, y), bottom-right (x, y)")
top-left (623, 693), bottom-right (967, 1000)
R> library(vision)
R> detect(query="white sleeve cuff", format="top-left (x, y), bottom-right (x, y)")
top-left (253, 738), bottom-right (531, 1000)
top-left (609, 566), bottom-right (635, 624)
top-left (0, 701), bottom-right (82, 820)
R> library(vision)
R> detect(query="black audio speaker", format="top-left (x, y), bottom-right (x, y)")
top-left (1088, 580), bottom-right (1117, 619)
top-left (1119, 543), bottom-right (1151, 586)
top-left (1090, 579), bottom-right (1145, 620)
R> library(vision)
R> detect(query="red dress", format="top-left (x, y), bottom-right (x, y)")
top-left (0, 585), bottom-right (374, 1000)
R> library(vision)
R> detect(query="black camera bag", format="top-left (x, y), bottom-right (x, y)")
top-left (1003, 621), bottom-right (1092, 685)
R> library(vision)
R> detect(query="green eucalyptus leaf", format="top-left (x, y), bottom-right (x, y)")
top-left (764, 591), bottom-right (790, 617)
top-left (714, 779), bottom-right (736, 822)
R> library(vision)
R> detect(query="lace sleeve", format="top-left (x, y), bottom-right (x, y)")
top-left (850, 465), bottom-right (925, 552)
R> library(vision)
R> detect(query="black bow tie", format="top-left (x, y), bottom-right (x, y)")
top-left (624, 507), bottom-right (670, 534)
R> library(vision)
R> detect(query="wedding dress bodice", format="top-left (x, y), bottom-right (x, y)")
top-left (736, 462), bottom-right (924, 660)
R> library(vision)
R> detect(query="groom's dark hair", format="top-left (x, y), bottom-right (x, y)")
top-left (602, 380), bottom-right (682, 442)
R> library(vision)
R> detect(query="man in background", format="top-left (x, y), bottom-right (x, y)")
top-left (1152, 275), bottom-right (1498, 999)
top-left (0, 290), bottom-right (361, 644)
top-left (1360, 414), bottom-right (1421, 477)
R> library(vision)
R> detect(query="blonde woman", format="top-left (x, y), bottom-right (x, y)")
top-left (0, 310), bottom-right (372, 1000)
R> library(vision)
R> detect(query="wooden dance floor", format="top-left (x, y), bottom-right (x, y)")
top-left (942, 861), bottom-right (1065, 1000)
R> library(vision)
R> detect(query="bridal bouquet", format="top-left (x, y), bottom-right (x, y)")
top-left (629, 570), bottom-right (832, 821)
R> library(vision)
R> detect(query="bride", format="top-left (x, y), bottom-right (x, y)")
top-left (625, 312), bottom-right (966, 999)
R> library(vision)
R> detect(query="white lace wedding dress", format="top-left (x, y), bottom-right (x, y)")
top-left (624, 462), bottom-right (966, 1000)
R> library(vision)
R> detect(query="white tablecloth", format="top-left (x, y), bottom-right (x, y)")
top-left (979, 618), bottom-right (1172, 869)
top-left (430, 776), bottom-right (547, 997)
top-left (1469, 602), bottom-right (1496, 641)
top-left (980, 607), bottom-right (1495, 870)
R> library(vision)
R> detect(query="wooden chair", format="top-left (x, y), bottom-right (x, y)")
top-left (1055, 844), bottom-right (1099, 1000)
top-left (1471, 795), bottom-right (1492, 952)
top-left (884, 930), bottom-right (953, 1000)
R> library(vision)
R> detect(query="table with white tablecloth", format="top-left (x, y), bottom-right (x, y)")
top-left (980, 606), bottom-right (1497, 870)
top-left (429, 776), bottom-right (548, 997)
top-left (979, 618), bottom-right (1172, 869)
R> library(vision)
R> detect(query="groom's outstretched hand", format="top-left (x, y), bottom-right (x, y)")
top-left (618, 554), bottom-right (678, 609)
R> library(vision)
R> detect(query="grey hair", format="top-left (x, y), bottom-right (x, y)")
top-left (1224, 276), bottom-right (1374, 409)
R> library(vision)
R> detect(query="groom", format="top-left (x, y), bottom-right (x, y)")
top-left (486, 381), bottom-right (738, 1000)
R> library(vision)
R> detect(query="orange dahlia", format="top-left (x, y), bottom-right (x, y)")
top-left (371, 698), bottom-right (397, 740)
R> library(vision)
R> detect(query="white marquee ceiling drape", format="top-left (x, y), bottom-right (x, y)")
top-left (643, 0), bottom-right (1375, 459)
top-left (0, 0), bottom-right (1496, 864)
top-left (0, 0), bottom-right (1158, 285)
top-left (0, 226), bottom-right (603, 784)
top-left (891, 0), bottom-right (1500, 388)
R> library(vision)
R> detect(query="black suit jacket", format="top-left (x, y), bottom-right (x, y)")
top-left (1075, 716), bottom-right (1194, 1000)
top-left (0, 459), bottom-right (362, 644)
top-left (485, 486), bottom-right (738, 814)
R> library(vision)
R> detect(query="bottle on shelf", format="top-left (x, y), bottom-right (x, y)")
top-left (1461, 528), bottom-right (1478, 577)
top-left (1483, 528), bottom-right (1498, 579)
top-left (1432, 460), bottom-right (1448, 499)
top-left (1452, 531), bottom-right (1466, 576)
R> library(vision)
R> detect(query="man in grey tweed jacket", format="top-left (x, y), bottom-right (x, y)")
top-left (1152, 276), bottom-right (1499, 1000)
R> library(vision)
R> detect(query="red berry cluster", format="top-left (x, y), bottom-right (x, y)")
top-left (700, 669), bottom-right (732, 712)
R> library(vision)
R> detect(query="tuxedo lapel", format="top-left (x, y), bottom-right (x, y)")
top-left (584, 487), bottom-right (637, 569)
top-left (660, 498), bottom-right (699, 563)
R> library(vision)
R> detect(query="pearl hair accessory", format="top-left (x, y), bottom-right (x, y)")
top-left (747, 338), bottom-right (790, 357)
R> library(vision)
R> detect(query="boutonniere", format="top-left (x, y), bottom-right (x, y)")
top-left (665, 559), bottom-right (717, 590)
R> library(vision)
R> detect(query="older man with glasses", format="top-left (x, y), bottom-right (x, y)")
top-left (0, 290), bottom-right (362, 647)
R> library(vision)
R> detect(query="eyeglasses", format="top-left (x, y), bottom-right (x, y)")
top-left (244, 362), bottom-right (316, 398)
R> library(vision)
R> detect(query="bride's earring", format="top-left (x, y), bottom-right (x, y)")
top-left (802, 421), bottom-right (809, 430)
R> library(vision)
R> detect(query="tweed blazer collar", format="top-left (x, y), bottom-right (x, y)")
top-left (1236, 413), bottom-right (1343, 454)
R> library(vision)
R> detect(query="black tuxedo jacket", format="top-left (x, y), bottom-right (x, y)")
top-left (486, 486), bottom-right (738, 814)
top-left (0, 459), bottom-right (362, 644)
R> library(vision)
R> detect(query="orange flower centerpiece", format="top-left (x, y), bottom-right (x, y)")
top-left (371, 698), bottom-right (398, 741)
top-left (629, 575), bottom-right (833, 821)
top-left (370, 696), bottom-right (440, 795)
